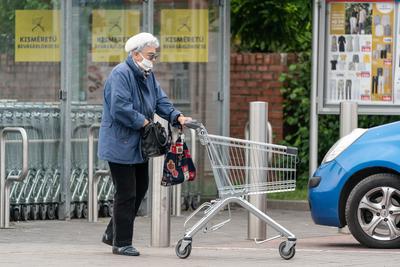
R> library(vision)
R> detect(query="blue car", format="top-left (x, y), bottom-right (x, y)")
top-left (308, 121), bottom-right (400, 248)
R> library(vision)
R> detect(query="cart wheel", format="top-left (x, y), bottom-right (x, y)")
top-left (30, 205), bottom-right (39, 220)
top-left (75, 203), bottom-right (83, 219)
top-left (182, 196), bottom-right (190, 211)
top-left (21, 205), bottom-right (29, 221)
top-left (98, 204), bottom-right (105, 217)
top-left (101, 204), bottom-right (110, 217)
top-left (175, 239), bottom-right (192, 259)
top-left (9, 206), bottom-right (14, 221)
top-left (70, 203), bottom-right (76, 218)
top-left (191, 198), bottom-right (199, 210)
top-left (13, 207), bottom-right (21, 221)
top-left (55, 204), bottom-right (59, 219)
top-left (82, 203), bottom-right (88, 219)
top-left (108, 202), bottom-right (113, 217)
top-left (278, 241), bottom-right (295, 260)
top-left (47, 204), bottom-right (56, 220)
top-left (39, 205), bottom-right (47, 220)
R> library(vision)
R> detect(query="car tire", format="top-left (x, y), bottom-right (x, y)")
top-left (345, 173), bottom-right (400, 248)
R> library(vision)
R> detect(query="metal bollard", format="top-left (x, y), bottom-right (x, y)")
top-left (150, 116), bottom-right (171, 247)
top-left (247, 102), bottom-right (267, 240)
top-left (88, 124), bottom-right (109, 222)
top-left (172, 185), bottom-right (181, 216)
top-left (339, 101), bottom-right (358, 234)
top-left (340, 101), bottom-right (358, 137)
top-left (0, 127), bottom-right (29, 228)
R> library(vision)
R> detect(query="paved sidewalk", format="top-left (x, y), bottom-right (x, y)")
top-left (1, 207), bottom-right (399, 267)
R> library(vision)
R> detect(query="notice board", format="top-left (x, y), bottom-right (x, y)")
top-left (321, 0), bottom-right (400, 113)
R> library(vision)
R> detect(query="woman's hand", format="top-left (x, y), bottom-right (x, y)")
top-left (177, 114), bottom-right (192, 126)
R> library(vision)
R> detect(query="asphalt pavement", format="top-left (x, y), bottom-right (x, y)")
top-left (0, 206), bottom-right (399, 267)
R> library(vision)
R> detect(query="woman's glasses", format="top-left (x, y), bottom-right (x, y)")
top-left (146, 53), bottom-right (159, 61)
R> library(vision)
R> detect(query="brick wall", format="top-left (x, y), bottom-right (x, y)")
top-left (0, 54), bottom-right (60, 101)
top-left (230, 53), bottom-right (297, 142)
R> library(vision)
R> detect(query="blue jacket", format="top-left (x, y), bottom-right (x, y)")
top-left (98, 56), bottom-right (181, 164)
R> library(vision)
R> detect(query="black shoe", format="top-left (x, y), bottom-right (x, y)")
top-left (112, 245), bottom-right (140, 256)
top-left (102, 233), bottom-right (112, 246)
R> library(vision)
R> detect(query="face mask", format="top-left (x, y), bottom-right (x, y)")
top-left (138, 53), bottom-right (153, 71)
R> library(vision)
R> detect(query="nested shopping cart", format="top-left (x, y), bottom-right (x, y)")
top-left (175, 121), bottom-right (298, 260)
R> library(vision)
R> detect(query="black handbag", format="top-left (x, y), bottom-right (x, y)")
top-left (140, 121), bottom-right (171, 160)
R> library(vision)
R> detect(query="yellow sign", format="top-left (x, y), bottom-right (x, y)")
top-left (330, 3), bottom-right (345, 35)
top-left (15, 10), bottom-right (60, 62)
top-left (160, 9), bottom-right (208, 62)
top-left (92, 10), bottom-right (140, 62)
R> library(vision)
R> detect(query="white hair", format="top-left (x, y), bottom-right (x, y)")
top-left (124, 32), bottom-right (159, 53)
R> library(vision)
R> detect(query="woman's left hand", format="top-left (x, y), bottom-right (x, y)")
top-left (177, 115), bottom-right (192, 126)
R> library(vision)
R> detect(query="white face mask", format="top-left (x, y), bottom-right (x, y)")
top-left (138, 53), bottom-right (153, 71)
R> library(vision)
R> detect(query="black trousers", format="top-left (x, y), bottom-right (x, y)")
top-left (104, 161), bottom-right (149, 247)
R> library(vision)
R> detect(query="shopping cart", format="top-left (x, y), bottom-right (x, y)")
top-left (175, 120), bottom-right (298, 260)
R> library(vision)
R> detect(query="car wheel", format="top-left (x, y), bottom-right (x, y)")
top-left (345, 173), bottom-right (400, 248)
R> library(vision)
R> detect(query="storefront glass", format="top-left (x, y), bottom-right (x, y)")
top-left (0, 0), bottom-right (226, 220)
top-left (0, 0), bottom-right (62, 220)
top-left (154, 0), bottom-right (221, 198)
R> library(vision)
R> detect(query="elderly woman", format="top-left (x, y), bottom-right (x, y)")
top-left (98, 32), bottom-right (190, 256)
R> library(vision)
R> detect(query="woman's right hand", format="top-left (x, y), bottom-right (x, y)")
top-left (178, 115), bottom-right (192, 126)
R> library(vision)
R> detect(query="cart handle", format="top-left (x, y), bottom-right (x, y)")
top-left (184, 119), bottom-right (203, 130)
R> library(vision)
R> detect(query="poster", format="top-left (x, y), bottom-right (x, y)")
top-left (160, 9), bottom-right (208, 62)
top-left (92, 10), bottom-right (140, 62)
top-left (15, 10), bottom-right (61, 62)
top-left (326, 2), bottom-right (394, 104)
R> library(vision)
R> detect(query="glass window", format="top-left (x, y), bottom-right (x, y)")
top-left (72, 0), bottom-right (143, 105)
top-left (0, 0), bottom-right (61, 102)
top-left (0, 1), bottom-right (62, 218)
top-left (154, 0), bottom-right (222, 198)
top-left (67, 0), bottom-right (144, 189)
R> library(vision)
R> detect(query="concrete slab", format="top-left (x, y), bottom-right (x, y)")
top-left (0, 208), bottom-right (399, 267)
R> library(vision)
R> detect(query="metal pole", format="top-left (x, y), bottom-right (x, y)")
top-left (338, 101), bottom-right (358, 234)
top-left (309, 0), bottom-right (320, 177)
top-left (59, 0), bottom-right (73, 220)
top-left (266, 122), bottom-right (272, 144)
top-left (172, 185), bottom-right (180, 216)
top-left (150, 116), bottom-right (170, 247)
top-left (189, 129), bottom-right (196, 209)
top-left (1, 127), bottom-right (29, 228)
top-left (88, 124), bottom-right (109, 222)
top-left (143, 0), bottom-right (153, 33)
top-left (340, 101), bottom-right (358, 137)
top-left (87, 124), bottom-right (97, 222)
top-left (247, 102), bottom-right (267, 240)
top-left (190, 129), bottom-right (197, 163)
top-left (219, 0), bottom-right (231, 137)
top-left (136, 0), bottom-right (155, 220)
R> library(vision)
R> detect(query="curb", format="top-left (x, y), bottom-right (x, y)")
top-left (267, 199), bottom-right (309, 211)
